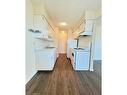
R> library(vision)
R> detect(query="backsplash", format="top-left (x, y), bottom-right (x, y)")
top-left (78, 35), bottom-right (92, 48)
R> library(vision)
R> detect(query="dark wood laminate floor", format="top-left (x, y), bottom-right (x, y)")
top-left (26, 54), bottom-right (101, 95)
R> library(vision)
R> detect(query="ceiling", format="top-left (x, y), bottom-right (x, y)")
top-left (31, 0), bottom-right (101, 30)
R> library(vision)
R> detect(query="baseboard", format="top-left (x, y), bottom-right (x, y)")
top-left (94, 60), bottom-right (102, 64)
top-left (26, 71), bottom-right (37, 85)
top-left (26, 71), bottom-right (39, 91)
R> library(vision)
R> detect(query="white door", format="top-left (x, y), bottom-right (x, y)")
top-left (58, 31), bottom-right (67, 53)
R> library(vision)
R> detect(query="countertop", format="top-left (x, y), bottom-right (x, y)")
top-left (71, 46), bottom-right (90, 52)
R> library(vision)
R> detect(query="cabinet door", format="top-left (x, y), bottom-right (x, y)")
top-left (85, 20), bottom-right (94, 32)
top-left (76, 51), bottom-right (90, 70)
top-left (34, 15), bottom-right (45, 30)
top-left (35, 51), bottom-right (53, 70)
top-left (33, 15), bottom-right (48, 38)
top-left (85, 11), bottom-right (96, 19)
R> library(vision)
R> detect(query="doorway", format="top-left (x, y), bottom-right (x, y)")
top-left (58, 31), bottom-right (68, 54)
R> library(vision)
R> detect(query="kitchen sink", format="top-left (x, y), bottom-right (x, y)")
top-left (74, 48), bottom-right (84, 50)
top-left (45, 47), bottom-right (55, 49)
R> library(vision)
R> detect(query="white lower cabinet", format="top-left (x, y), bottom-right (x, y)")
top-left (75, 51), bottom-right (90, 70)
top-left (35, 49), bottom-right (56, 70)
top-left (70, 49), bottom-right (90, 70)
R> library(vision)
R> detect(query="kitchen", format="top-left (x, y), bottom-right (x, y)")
top-left (26, 0), bottom-right (101, 95)
top-left (1, 0), bottom-right (127, 95)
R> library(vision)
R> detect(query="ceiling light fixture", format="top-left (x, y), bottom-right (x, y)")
top-left (60, 22), bottom-right (67, 26)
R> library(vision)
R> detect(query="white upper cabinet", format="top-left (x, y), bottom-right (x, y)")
top-left (34, 15), bottom-right (48, 31)
top-left (72, 11), bottom-right (96, 37)
top-left (85, 11), bottom-right (96, 20)
top-left (33, 15), bottom-right (50, 39)
top-left (79, 11), bottom-right (96, 36)
top-left (85, 20), bottom-right (94, 32)
top-left (80, 19), bottom-right (94, 36)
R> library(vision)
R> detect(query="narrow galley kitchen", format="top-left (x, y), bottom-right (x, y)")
top-left (26, 0), bottom-right (101, 95)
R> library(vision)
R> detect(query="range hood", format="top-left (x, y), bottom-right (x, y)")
top-left (79, 30), bottom-right (92, 36)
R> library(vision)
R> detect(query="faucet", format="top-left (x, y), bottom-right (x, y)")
top-left (76, 38), bottom-right (79, 48)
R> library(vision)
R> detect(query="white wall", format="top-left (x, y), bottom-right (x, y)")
top-left (92, 16), bottom-right (101, 60)
top-left (26, 0), bottom-right (37, 83)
